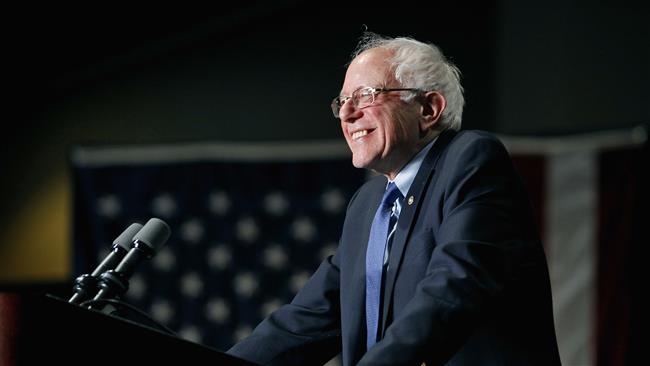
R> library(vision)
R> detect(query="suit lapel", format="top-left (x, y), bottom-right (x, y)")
top-left (380, 130), bottom-right (456, 336)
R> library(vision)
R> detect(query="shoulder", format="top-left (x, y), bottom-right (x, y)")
top-left (448, 130), bottom-right (506, 149)
top-left (428, 130), bottom-right (515, 186)
top-left (441, 129), bottom-right (510, 163)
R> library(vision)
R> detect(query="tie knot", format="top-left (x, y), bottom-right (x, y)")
top-left (381, 182), bottom-right (402, 208)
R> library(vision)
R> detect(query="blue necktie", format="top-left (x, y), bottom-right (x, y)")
top-left (366, 182), bottom-right (402, 350)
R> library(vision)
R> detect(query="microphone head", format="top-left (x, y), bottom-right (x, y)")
top-left (132, 218), bottom-right (171, 253)
top-left (113, 223), bottom-right (144, 251)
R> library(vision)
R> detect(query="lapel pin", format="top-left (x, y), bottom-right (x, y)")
top-left (408, 196), bottom-right (414, 205)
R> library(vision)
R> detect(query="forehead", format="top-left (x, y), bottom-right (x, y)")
top-left (341, 48), bottom-right (395, 94)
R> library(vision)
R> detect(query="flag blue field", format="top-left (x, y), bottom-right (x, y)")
top-left (71, 140), bottom-right (366, 352)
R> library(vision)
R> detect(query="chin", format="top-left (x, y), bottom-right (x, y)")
top-left (351, 159), bottom-right (366, 169)
top-left (351, 155), bottom-right (368, 169)
top-left (351, 154), bottom-right (379, 171)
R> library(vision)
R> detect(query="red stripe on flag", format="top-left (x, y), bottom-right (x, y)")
top-left (596, 147), bottom-right (639, 366)
top-left (511, 155), bottom-right (547, 246)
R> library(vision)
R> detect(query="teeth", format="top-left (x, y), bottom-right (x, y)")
top-left (352, 130), bottom-right (369, 140)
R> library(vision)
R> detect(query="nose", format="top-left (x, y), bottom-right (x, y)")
top-left (339, 100), bottom-right (362, 123)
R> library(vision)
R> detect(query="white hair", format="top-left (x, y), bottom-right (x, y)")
top-left (352, 32), bottom-right (465, 131)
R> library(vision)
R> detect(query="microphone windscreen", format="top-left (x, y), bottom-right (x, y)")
top-left (113, 223), bottom-right (143, 251)
top-left (132, 218), bottom-right (171, 252)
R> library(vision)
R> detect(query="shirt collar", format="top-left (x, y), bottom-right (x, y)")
top-left (388, 137), bottom-right (438, 197)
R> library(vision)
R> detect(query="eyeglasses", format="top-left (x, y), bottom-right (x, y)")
top-left (330, 86), bottom-right (423, 118)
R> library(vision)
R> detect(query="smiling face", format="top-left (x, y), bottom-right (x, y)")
top-left (339, 48), bottom-right (425, 179)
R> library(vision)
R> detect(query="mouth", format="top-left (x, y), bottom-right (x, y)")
top-left (351, 129), bottom-right (375, 140)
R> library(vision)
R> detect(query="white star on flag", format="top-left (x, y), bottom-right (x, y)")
top-left (321, 188), bottom-right (346, 213)
top-left (291, 216), bottom-right (316, 242)
top-left (150, 299), bottom-right (174, 325)
top-left (207, 244), bottom-right (232, 271)
top-left (97, 194), bottom-right (121, 218)
top-left (178, 325), bottom-right (202, 343)
top-left (151, 193), bottom-right (176, 218)
top-left (180, 272), bottom-right (204, 298)
top-left (264, 191), bottom-right (290, 216)
top-left (180, 218), bottom-right (205, 244)
top-left (209, 190), bottom-right (231, 215)
top-left (263, 244), bottom-right (288, 270)
top-left (236, 217), bottom-right (259, 243)
top-left (205, 298), bottom-right (231, 324)
top-left (234, 272), bottom-right (258, 298)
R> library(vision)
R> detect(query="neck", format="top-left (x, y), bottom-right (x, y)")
top-left (380, 133), bottom-right (438, 180)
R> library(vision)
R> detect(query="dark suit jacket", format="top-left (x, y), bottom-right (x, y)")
top-left (227, 130), bottom-right (561, 366)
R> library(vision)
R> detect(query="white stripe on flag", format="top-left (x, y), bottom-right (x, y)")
top-left (547, 151), bottom-right (597, 366)
top-left (71, 140), bottom-right (351, 166)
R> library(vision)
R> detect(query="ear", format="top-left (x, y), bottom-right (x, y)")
top-left (419, 91), bottom-right (446, 132)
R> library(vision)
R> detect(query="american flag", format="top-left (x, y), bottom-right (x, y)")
top-left (71, 140), bottom-right (366, 353)
top-left (501, 126), bottom-right (647, 366)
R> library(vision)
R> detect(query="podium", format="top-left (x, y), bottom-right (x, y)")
top-left (0, 293), bottom-right (258, 365)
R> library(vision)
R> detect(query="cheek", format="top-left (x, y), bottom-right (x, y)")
top-left (386, 110), bottom-right (417, 143)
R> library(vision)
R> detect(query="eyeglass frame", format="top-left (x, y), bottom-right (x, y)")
top-left (330, 86), bottom-right (426, 118)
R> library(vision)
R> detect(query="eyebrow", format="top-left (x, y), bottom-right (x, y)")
top-left (338, 85), bottom-right (372, 97)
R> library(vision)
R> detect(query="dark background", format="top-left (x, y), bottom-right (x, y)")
top-left (1, 0), bottom-right (648, 289)
top-left (0, 2), bottom-right (647, 365)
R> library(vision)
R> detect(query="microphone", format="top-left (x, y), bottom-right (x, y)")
top-left (69, 223), bottom-right (143, 304)
top-left (92, 218), bottom-right (171, 303)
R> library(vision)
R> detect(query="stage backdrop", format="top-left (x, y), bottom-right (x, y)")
top-left (71, 126), bottom-right (646, 366)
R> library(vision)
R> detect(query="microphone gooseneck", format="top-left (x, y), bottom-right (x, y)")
top-left (69, 223), bottom-right (143, 304)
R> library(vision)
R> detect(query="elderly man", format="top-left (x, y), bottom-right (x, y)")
top-left (228, 33), bottom-right (561, 366)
